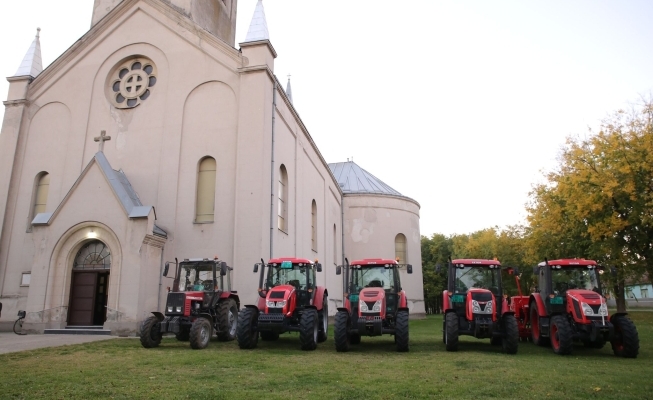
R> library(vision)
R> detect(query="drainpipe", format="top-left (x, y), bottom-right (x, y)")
top-left (269, 81), bottom-right (278, 259)
top-left (341, 192), bottom-right (345, 302)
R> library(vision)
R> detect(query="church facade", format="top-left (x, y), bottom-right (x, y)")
top-left (0, 0), bottom-right (424, 335)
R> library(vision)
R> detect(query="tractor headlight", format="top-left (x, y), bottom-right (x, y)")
top-left (266, 300), bottom-right (286, 308)
top-left (167, 306), bottom-right (173, 313)
top-left (472, 300), bottom-right (481, 313)
top-left (581, 302), bottom-right (593, 316)
top-left (360, 301), bottom-right (369, 312)
top-left (372, 300), bottom-right (382, 312)
top-left (176, 306), bottom-right (182, 313)
top-left (486, 300), bottom-right (493, 314)
top-left (598, 303), bottom-right (608, 316)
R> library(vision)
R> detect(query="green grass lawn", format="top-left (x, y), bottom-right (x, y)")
top-left (0, 312), bottom-right (651, 400)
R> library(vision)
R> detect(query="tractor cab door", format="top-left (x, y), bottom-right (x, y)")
top-left (295, 265), bottom-right (316, 308)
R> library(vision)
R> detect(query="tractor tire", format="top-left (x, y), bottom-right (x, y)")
top-left (299, 309), bottom-right (319, 351)
top-left (189, 317), bottom-right (212, 350)
top-left (260, 331), bottom-right (279, 341)
top-left (334, 310), bottom-right (350, 352)
top-left (550, 315), bottom-right (573, 355)
top-left (610, 315), bottom-right (639, 358)
top-left (445, 312), bottom-right (459, 352)
top-left (175, 328), bottom-right (190, 341)
top-left (395, 310), bottom-right (409, 352)
top-left (216, 299), bottom-right (238, 342)
top-left (501, 314), bottom-right (519, 355)
top-left (318, 295), bottom-right (329, 343)
top-left (139, 316), bottom-right (162, 348)
top-left (237, 307), bottom-right (259, 349)
top-left (530, 301), bottom-right (549, 346)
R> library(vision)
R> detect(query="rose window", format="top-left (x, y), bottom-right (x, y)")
top-left (109, 58), bottom-right (157, 109)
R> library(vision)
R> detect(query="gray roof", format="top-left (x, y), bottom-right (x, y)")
top-left (244, 0), bottom-right (269, 42)
top-left (14, 28), bottom-right (43, 78)
top-left (328, 161), bottom-right (403, 197)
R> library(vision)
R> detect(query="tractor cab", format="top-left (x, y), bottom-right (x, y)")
top-left (165, 258), bottom-right (230, 317)
top-left (446, 259), bottom-right (503, 322)
top-left (262, 258), bottom-right (319, 311)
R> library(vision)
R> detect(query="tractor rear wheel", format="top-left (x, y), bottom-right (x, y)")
top-left (300, 309), bottom-right (319, 351)
top-left (610, 315), bottom-right (639, 358)
top-left (395, 310), bottom-right (409, 352)
top-left (501, 314), bottom-right (519, 354)
top-left (237, 307), bottom-right (259, 349)
top-left (175, 328), bottom-right (190, 341)
top-left (334, 310), bottom-right (350, 352)
top-left (318, 295), bottom-right (329, 343)
top-left (530, 301), bottom-right (549, 346)
top-left (445, 312), bottom-right (458, 352)
top-left (139, 316), bottom-right (162, 348)
top-left (189, 317), bottom-right (212, 350)
top-left (217, 299), bottom-right (238, 342)
top-left (550, 315), bottom-right (573, 355)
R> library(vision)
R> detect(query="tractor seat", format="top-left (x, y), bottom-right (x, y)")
top-left (287, 280), bottom-right (300, 289)
top-left (368, 280), bottom-right (383, 288)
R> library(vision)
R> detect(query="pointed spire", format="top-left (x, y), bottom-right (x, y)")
top-left (286, 75), bottom-right (293, 105)
top-left (244, 0), bottom-right (270, 42)
top-left (14, 28), bottom-right (43, 78)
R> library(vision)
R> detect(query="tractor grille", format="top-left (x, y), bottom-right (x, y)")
top-left (259, 313), bottom-right (285, 323)
top-left (165, 293), bottom-right (185, 316)
top-left (582, 293), bottom-right (601, 300)
top-left (364, 301), bottom-right (376, 310)
top-left (267, 308), bottom-right (283, 314)
top-left (471, 292), bottom-right (493, 302)
top-left (364, 291), bottom-right (380, 297)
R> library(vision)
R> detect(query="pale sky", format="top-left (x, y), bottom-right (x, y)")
top-left (1, 1), bottom-right (653, 237)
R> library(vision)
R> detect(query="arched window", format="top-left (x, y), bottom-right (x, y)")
top-left (311, 200), bottom-right (317, 252)
top-left (395, 233), bottom-right (407, 263)
top-left (30, 172), bottom-right (50, 226)
top-left (278, 165), bottom-right (288, 231)
top-left (196, 157), bottom-right (216, 223)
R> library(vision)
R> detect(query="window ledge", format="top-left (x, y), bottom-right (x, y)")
top-left (193, 221), bottom-right (214, 225)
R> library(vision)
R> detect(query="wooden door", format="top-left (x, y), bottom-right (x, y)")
top-left (68, 272), bottom-right (97, 326)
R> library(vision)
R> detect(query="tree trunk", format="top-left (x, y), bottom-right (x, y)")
top-left (613, 280), bottom-right (627, 313)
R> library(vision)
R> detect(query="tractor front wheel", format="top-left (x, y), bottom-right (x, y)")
top-left (139, 316), bottom-right (162, 348)
top-left (300, 309), bottom-right (319, 351)
top-left (318, 295), bottom-right (329, 343)
top-left (501, 314), bottom-right (519, 354)
top-left (189, 317), bottom-right (212, 350)
top-left (445, 312), bottom-right (459, 352)
top-left (530, 301), bottom-right (549, 346)
top-left (550, 315), bottom-right (573, 355)
top-left (334, 310), bottom-right (350, 352)
top-left (610, 315), bottom-right (639, 358)
top-left (395, 310), bottom-right (409, 352)
top-left (217, 299), bottom-right (238, 342)
top-left (237, 307), bottom-right (259, 349)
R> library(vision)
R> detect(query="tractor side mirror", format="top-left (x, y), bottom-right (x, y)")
top-left (221, 262), bottom-right (227, 276)
top-left (316, 263), bottom-right (322, 273)
top-left (253, 263), bottom-right (259, 273)
top-left (163, 262), bottom-right (169, 277)
top-left (435, 263), bottom-right (442, 273)
top-left (407, 264), bottom-right (413, 274)
top-left (336, 265), bottom-right (342, 275)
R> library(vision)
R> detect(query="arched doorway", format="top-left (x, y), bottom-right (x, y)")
top-left (68, 240), bottom-right (111, 326)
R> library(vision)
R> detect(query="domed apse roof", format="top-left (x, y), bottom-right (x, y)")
top-left (329, 161), bottom-right (405, 197)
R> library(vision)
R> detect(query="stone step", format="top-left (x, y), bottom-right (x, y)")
top-left (44, 328), bottom-right (112, 335)
top-left (65, 325), bottom-right (104, 330)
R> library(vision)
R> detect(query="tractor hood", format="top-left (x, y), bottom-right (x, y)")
top-left (466, 288), bottom-right (496, 321)
top-left (358, 288), bottom-right (386, 318)
top-left (265, 285), bottom-right (296, 316)
top-left (566, 289), bottom-right (608, 319)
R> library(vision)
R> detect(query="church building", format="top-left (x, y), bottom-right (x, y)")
top-left (0, 0), bottom-right (424, 335)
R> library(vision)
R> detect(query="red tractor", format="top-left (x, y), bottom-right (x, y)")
top-left (140, 258), bottom-right (240, 350)
top-left (237, 258), bottom-right (328, 351)
top-left (442, 259), bottom-right (519, 354)
top-left (334, 258), bottom-right (412, 352)
top-left (521, 258), bottom-right (639, 357)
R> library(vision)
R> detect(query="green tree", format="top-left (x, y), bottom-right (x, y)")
top-left (421, 234), bottom-right (451, 314)
top-left (527, 102), bottom-right (653, 311)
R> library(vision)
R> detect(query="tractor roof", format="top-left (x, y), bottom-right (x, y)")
top-left (452, 259), bottom-right (501, 267)
top-left (350, 258), bottom-right (398, 267)
top-left (268, 257), bottom-right (314, 265)
top-left (538, 259), bottom-right (598, 267)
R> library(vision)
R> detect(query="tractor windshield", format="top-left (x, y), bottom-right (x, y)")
top-left (179, 262), bottom-right (219, 292)
top-left (454, 266), bottom-right (500, 295)
top-left (267, 264), bottom-right (315, 290)
top-left (350, 266), bottom-right (397, 294)
top-left (551, 266), bottom-right (601, 295)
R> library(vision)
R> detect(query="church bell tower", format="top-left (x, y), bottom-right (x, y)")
top-left (91, 0), bottom-right (238, 46)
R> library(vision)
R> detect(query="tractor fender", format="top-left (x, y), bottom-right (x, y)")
top-left (244, 304), bottom-right (260, 313)
top-left (442, 290), bottom-right (452, 311)
top-left (529, 293), bottom-right (547, 317)
top-left (399, 291), bottom-right (408, 308)
top-left (228, 293), bottom-right (241, 309)
top-left (500, 310), bottom-right (515, 318)
top-left (313, 287), bottom-right (329, 310)
top-left (337, 307), bottom-right (350, 314)
top-left (303, 305), bottom-right (318, 311)
top-left (198, 313), bottom-right (213, 324)
top-left (610, 312), bottom-right (629, 323)
top-left (151, 311), bottom-right (165, 321)
top-left (398, 307), bottom-right (410, 313)
top-left (256, 296), bottom-right (266, 311)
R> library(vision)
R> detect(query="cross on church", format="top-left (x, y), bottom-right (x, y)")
top-left (94, 130), bottom-right (111, 152)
